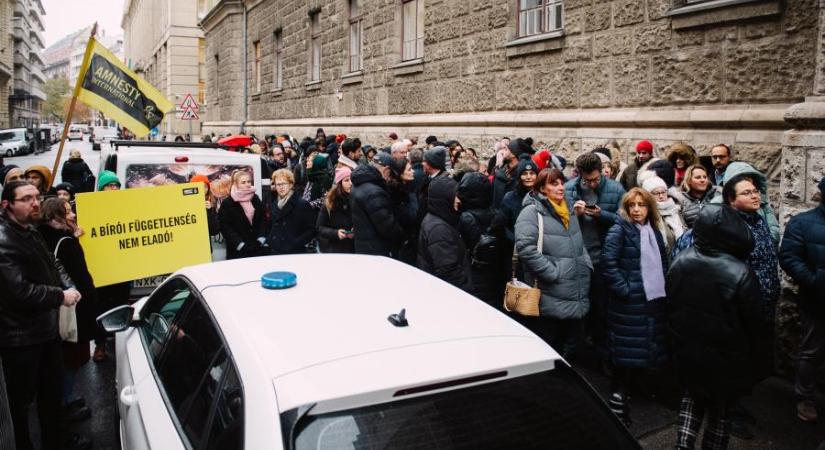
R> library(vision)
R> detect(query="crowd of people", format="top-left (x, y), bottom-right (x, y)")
top-left (0, 129), bottom-right (823, 450)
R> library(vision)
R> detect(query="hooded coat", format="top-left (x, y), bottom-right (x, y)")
top-left (779, 202), bottom-right (825, 319)
top-left (667, 205), bottom-right (772, 403)
top-left (717, 161), bottom-right (780, 245)
top-left (515, 194), bottom-right (592, 319)
top-left (666, 144), bottom-right (698, 186)
top-left (417, 177), bottom-right (471, 292)
top-left (457, 172), bottom-right (503, 305)
top-left (601, 216), bottom-right (669, 368)
top-left (61, 157), bottom-right (95, 193)
top-left (350, 165), bottom-right (404, 256)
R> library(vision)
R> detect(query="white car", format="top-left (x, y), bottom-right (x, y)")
top-left (68, 127), bottom-right (84, 141)
top-left (99, 255), bottom-right (639, 450)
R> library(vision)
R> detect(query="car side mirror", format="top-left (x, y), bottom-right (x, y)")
top-left (97, 305), bottom-right (136, 333)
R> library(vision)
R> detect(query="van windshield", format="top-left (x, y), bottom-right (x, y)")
top-left (0, 132), bottom-right (16, 141)
top-left (289, 366), bottom-right (639, 450)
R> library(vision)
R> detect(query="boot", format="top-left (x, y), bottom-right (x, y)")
top-left (608, 391), bottom-right (632, 427)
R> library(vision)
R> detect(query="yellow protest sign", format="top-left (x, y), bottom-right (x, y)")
top-left (76, 183), bottom-right (211, 287)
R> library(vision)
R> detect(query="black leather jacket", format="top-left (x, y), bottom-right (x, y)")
top-left (0, 212), bottom-right (72, 347)
top-left (666, 205), bottom-right (772, 402)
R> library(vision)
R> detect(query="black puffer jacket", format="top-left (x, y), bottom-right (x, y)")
top-left (0, 213), bottom-right (71, 347)
top-left (667, 205), bottom-right (772, 403)
top-left (418, 177), bottom-right (471, 292)
top-left (61, 158), bottom-right (94, 193)
top-left (38, 225), bottom-right (100, 343)
top-left (351, 165), bottom-right (404, 256)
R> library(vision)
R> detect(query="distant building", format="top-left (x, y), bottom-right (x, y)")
top-left (11, 0), bottom-right (46, 128)
top-left (0, 0), bottom-right (13, 128)
top-left (43, 26), bottom-right (89, 81)
top-left (122, 0), bottom-right (207, 138)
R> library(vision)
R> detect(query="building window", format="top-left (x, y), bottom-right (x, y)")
top-left (349, 0), bottom-right (363, 72)
top-left (518, 0), bottom-right (563, 38)
top-left (273, 30), bottom-right (283, 90)
top-left (309, 11), bottom-right (321, 82)
top-left (401, 0), bottom-right (424, 61)
top-left (253, 40), bottom-right (262, 93)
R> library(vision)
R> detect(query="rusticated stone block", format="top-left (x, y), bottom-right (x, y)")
top-left (673, 29), bottom-right (704, 48)
top-left (780, 145), bottom-right (806, 202)
top-left (725, 37), bottom-right (815, 103)
top-left (565, 8), bottom-right (584, 35)
top-left (784, 0), bottom-right (818, 33)
top-left (613, 0), bottom-right (644, 28)
top-left (651, 49), bottom-right (722, 105)
top-left (585, 3), bottom-right (612, 32)
top-left (594, 30), bottom-right (631, 58)
top-left (705, 25), bottom-right (737, 43)
top-left (733, 143), bottom-right (781, 176)
top-left (580, 62), bottom-right (611, 107)
top-left (495, 71), bottom-right (534, 111)
top-left (534, 67), bottom-right (578, 109)
top-left (613, 57), bottom-right (649, 106)
top-left (633, 23), bottom-right (671, 54)
top-left (565, 0), bottom-right (592, 10)
top-left (646, 0), bottom-right (670, 20)
top-left (808, 150), bottom-right (825, 203)
top-left (450, 76), bottom-right (496, 113)
top-left (564, 36), bottom-right (592, 63)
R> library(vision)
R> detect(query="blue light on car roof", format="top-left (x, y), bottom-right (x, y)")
top-left (261, 271), bottom-right (297, 290)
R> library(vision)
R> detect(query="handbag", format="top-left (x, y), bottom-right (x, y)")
top-left (54, 237), bottom-right (79, 343)
top-left (503, 211), bottom-right (543, 317)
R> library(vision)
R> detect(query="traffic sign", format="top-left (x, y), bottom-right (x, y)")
top-left (180, 93), bottom-right (199, 112)
top-left (180, 108), bottom-right (199, 120)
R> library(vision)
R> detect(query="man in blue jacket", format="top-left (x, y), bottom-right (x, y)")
top-left (780, 177), bottom-right (825, 423)
top-left (564, 152), bottom-right (625, 357)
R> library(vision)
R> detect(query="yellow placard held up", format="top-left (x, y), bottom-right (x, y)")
top-left (76, 183), bottom-right (211, 287)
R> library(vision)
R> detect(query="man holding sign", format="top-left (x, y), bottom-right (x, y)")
top-left (0, 180), bottom-right (83, 449)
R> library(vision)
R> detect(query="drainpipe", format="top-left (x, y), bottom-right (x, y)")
top-left (240, 2), bottom-right (248, 134)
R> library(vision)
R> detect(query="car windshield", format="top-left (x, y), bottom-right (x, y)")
top-left (289, 366), bottom-right (639, 450)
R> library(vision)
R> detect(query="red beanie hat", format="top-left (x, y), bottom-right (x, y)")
top-left (532, 150), bottom-right (551, 172)
top-left (636, 140), bottom-right (653, 153)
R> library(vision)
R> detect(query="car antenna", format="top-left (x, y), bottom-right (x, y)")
top-left (388, 308), bottom-right (409, 327)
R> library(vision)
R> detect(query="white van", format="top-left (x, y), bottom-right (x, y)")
top-left (0, 128), bottom-right (32, 156)
top-left (99, 140), bottom-right (270, 296)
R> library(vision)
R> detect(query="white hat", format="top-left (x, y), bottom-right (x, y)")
top-left (642, 176), bottom-right (667, 193)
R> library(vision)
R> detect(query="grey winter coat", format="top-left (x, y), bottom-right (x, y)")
top-left (669, 185), bottom-right (719, 229)
top-left (515, 194), bottom-right (593, 319)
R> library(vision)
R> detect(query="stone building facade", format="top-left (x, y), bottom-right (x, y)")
top-left (201, 0), bottom-right (825, 373)
top-left (122, 0), bottom-right (208, 138)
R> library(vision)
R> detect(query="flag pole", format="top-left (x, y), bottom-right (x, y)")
top-left (49, 23), bottom-right (98, 190)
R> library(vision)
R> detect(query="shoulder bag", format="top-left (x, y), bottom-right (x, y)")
top-left (503, 211), bottom-right (543, 317)
top-left (54, 236), bottom-right (79, 343)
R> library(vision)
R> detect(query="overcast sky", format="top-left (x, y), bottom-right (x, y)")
top-left (42, 0), bottom-right (125, 48)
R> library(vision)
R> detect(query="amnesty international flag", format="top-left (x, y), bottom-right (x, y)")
top-left (74, 37), bottom-right (173, 137)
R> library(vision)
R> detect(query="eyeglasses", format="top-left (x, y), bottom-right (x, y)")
top-left (580, 175), bottom-right (601, 186)
top-left (736, 189), bottom-right (760, 198)
top-left (13, 195), bottom-right (39, 203)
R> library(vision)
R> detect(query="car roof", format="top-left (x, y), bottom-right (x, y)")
top-left (176, 255), bottom-right (560, 411)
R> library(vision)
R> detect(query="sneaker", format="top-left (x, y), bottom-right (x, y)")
top-left (93, 345), bottom-right (106, 362)
top-left (798, 400), bottom-right (818, 422)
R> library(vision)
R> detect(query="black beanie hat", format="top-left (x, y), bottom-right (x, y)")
top-left (508, 138), bottom-right (535, 158)
top-left (516, 156), bottom-right (538, 178)
top-left (425, 135), bottom-right (438, 145)
top-left (424, 146), bottom-right (448, 171)
top-left (0, 164), bottom-right (20, 185)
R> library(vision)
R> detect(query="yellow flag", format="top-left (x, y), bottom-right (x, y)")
top-left (73, 37), bottom-right (173, 137)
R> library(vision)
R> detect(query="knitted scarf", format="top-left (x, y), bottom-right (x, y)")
top-left (230, 186), bottom-right (255, 225)
top-left (635, 222), bottom-right (666, 301)
top-left (549, 197), bottom-right (570, 229)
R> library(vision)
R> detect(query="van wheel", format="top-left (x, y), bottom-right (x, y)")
top-left (4, 149), bottom-right (11, 157)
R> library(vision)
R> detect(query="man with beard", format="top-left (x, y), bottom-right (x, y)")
top-left (0, 180), bottom-right (87, 450)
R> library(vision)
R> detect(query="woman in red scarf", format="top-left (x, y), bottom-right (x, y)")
top-left (218, 170), bottom-right (268, 259)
